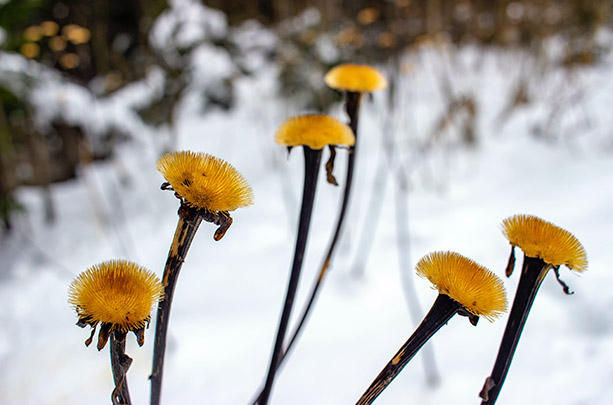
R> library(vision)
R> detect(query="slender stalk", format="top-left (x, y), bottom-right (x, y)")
top-left (277, 91), bottom-right (363, 366)
top-left (352, 61), bottom-right (397, 279)
top-left (150, 204), bottom-right (203, 405)
top-left (350, 144), bottom-right (389, 279)
top-left (393, 177), bottom-right (439, 386)
top-left (345, 91), bottom-right (363, 135)
top-left (258, 146), bottom-right (323, 405)
top-left (479, 255), bottom-right (550, 404)
top-left (110, 331), bottom-right (133, 405)
top-left (356, 294), bottom-right (461, 405)
top-left (316, 91), bottom-right (362, 284)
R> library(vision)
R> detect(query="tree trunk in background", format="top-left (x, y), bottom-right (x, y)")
top-left (425, 0), bottom-right (442, 34)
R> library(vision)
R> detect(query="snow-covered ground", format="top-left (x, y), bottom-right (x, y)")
top-left (1, 9), bottom-right (612, 405)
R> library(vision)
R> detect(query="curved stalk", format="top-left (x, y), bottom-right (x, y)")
top-left (110, 331), bottom-right (133, 405)
top-left (479, 256), bottom-right (550, 404)
top-left (150, 204), bottom-right (203, 405)
top-left (258, 147), bottom-right (323, 405)
top-left (278, 91), bottom-right (363, 367)
top-left (356, 294), bottom-right (461, 405)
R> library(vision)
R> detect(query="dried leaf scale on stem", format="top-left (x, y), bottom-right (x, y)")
top-left (151, 151), bottom-right (253, 405)
top-left (256, 114), bottom-right (355, 405)
top-left (280, 64), bottom-right (387, 369)
top-left (68, 260), bottom-right (163, 405)
top-left (479, 214), bottom-right (587, 405)
top-left (356, 251), bottom-right (507, 405)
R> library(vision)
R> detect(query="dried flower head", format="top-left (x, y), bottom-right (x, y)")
top-left (502, 214), bottom-right (588, 272)
top-left (157, 151), bottom-right (254, 213)
top-left (275, 114), bottom-right (355, 150)
top-left (324, 63), bottom-right (388, 93)
top-left (416, 251), bottom-right (507, 322)
top-left (68, 260), bottom-right (163, 349)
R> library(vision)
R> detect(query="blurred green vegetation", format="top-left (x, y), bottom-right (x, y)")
top-left (0, 85), bottom-right (28, 229)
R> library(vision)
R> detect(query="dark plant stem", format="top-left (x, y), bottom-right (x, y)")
top-left (150, 204), bottom-right (203, 405)
top-left (276, 91), bottom-right (363, 367)
top-left (356, 294), bottom-right (461, 405)
top-left (345, 91), bottom-right (363, 135)
top-left (258, 146), bottom-right (323, 405)
top-left (110, 331), bottom-right (133, 405)
top-left (479, 255), bottom-right (550, 405)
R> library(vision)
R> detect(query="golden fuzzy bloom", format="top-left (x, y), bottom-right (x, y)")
top-left (502, 214), bottom-right (588, 272)
top-left (157, 151), bottom-right (254, 212)
top-left (275, 114), bottom-right (355, 150)
top-left (324, 63), bottom-right (388, 93)
top-left (416, 251), bottom-right (508, 322)
top-left (68, 260), bottom-right (163, 332)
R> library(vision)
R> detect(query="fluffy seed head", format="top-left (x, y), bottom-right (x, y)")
top-left (68, 260), bottom-right (163, 332)
top-left (275, 114), bottom-right (355, 150)
top-left (502, 214), bottom-right (588, 272)
top-left (324, 63), bottom-right (387, 93)
top-left (157, 151), bottom-right (254, 212)
top-left (416, 251), bottom-right (508, 322)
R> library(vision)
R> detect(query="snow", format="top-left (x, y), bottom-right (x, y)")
top-left (150, 0), bottom-right (228, 52)
top-left (1, 16), bottom-right (612, 405)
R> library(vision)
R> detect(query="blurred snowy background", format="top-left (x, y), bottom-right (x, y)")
top-left (1, 0), bottom-right (612, 404)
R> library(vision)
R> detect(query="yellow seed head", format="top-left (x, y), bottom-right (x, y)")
top-left (40, 21), bottom-right (59, 37)
top-left (324, 63), bottom-right (387, 93)
top-left (68, 260), bottom-right (163, 332)
top-left (59, 53), bottom-right (80, 69)
top-left (62, 24), bottom-right (91, 44)
top-left (49, 36), bottom-right (67, 52)
top-left (274, 114), bottom-right (355, 150)
top-left (502, 214), bottom-right (588, 272)
top-left (20, 43), bottom-right (40, 59)
top-left (157, 151), bottom-right (254, 212)
top-left (416, 251), bottom-right (508, 322)
top-left (23, 25), bottom-right (43, 42)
